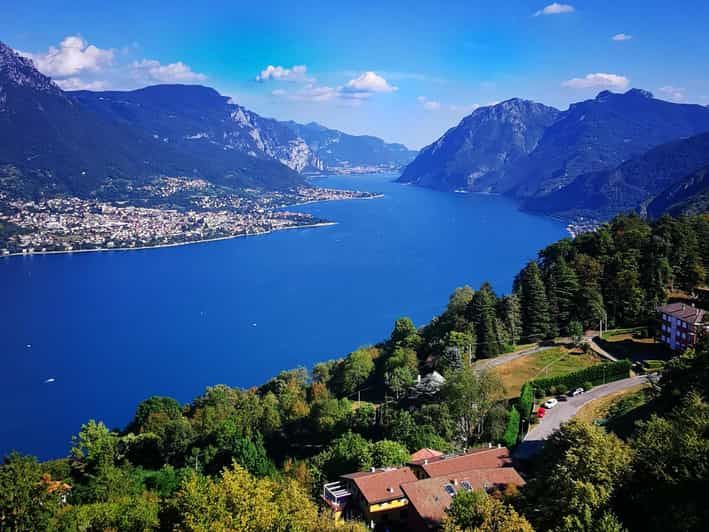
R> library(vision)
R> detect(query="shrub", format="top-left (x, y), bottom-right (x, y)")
top-left (501, 407), bottom-right (520, 448)
top-left (582, 381), bottom-right (594, 391)
top-left (555, 384), bottom-right (568, 395)
top-left (530, 360), bottom-right (630, 394)
top-left (518, 383), bottom-right (534, 418)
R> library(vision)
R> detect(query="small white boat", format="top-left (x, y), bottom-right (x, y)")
top-left (44, 378), bottom-right (56, 384)
top-left (26, 344), bottom-right (32, 348)
top-left (251, 323), bottom-right (257, 327)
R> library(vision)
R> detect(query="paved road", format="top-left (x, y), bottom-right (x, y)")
top-left (514, 374), bottom-right (650, 459)
top-left (473, 345), bottom-right (553, 372)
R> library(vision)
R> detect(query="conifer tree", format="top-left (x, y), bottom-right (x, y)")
top-left (466, 282), bottom-right (503, 358)
top-left (518, 262), bottom-right (552, 342)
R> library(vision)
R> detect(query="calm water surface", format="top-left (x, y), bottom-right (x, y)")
top-left (1, 174), bottom-right (566, 459)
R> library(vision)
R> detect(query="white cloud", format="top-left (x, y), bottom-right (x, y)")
top-left (562, 72), bottom-right (629, 90)
top-left (131, 59), bottom-right (206, 83)
top-left (22, 35), bottom-right (114, 78)
top-left (22, 35), bottom-right (206, 90)
top-left (343, 71), bottom-right (397, 94)
top-left (256, 64), bottom-right (312, 83)
top-left (534, 3), bottom-right (575, 16)
top-left (612, 33), bottom-right (633, 41)
top-left (271, 71), bottom-right (396, 105)
top-left (417, 96), bottom-right (442, 111)
top-left (658, 86), bottom-right (685, 101)
top-left (55, 77), bottom-right (109, 91)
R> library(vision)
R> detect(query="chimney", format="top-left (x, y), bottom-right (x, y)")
top-left (497, 443), bottom-right (501, 448)
top-left (370, 467), bottom-right (376, 472)
top-left (424, 459), bottom-right (428, 465)
top-left (488, 443), bottom-right (492, 448)
top-left (417, 374), bottom-right (421, 384)
top-left (452, 478), bottom-right (458, 486)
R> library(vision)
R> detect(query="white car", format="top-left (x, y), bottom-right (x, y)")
top-left (543, 398), bottom-right (558, 409)
top-left (571, 387), bottom-right (585, 396)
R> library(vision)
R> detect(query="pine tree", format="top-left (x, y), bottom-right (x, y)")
top-left (498, 294), bottom-right (522, 346)
top-left (466, 282), bottom-right (503, 358)
top-left (518, 262), bottom-right (552, 342)
top-left (550, 258), bottom-right (580, 335)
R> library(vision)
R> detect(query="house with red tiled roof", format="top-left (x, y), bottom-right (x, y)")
top-left (400, 467), bottom-right (526, 531)
top-left (408, 445), bottom-right (513, 480)
top-left (321, 446), bottom-right (523, 530)
top-left (323, 467), bottom-right (417, 528)
top-left (410, 448), bottom-right (445, 462)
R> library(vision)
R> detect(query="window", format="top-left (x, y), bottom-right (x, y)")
top-left (460, 481), bottom-right (473, 491)
top-left (444, 484), bottom-right (456, 496)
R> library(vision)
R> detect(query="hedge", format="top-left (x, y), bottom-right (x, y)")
top-left (518, 382), bottom-right (534, 419)
top-left (502, 406), bottom-right (521, 448)
top-left (530, 360), bottom-right (631, 394)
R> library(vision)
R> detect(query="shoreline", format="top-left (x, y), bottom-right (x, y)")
top-left (0, 221), bottom-right (338, 259)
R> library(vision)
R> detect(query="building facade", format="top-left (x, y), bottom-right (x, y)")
top-left (657, 303), bottom-right (708, 351)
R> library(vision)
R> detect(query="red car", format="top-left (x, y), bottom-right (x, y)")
top-left (536, 407), bottom-right (546, 418)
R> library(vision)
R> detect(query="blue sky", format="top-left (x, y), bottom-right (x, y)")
top-left (3, 0), bottom-right (709, 148)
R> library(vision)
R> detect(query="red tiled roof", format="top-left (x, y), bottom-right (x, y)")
top-left (412, 447), bottom-right (512, 477)
top-left (658, 303), bottom-right (706, 324)
top-left (343, 467), bottom-right (418, 505)
top-left (400, 467), bottom-right (526, 527)
top-left (410, 448), bottom-right (444, 462)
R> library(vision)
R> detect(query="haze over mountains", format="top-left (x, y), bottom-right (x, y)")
top-left (400, 89), bottom-right (709, 219)
top-left (0, 40), bottom-right (415, 199)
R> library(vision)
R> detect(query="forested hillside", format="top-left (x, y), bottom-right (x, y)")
top-left (2, 213), bottom-right (708, 531)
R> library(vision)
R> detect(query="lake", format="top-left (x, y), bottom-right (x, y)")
top-left (0, 174), bottom-right (566, 459)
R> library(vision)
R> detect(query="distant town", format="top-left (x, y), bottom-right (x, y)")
top-left (0, 177), bottom-right (380, 256)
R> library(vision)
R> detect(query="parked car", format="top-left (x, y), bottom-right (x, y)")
top-left (557, 395), bottom-right (568, 402)
top-left (536, 407), bottom-right (546, 418)
top-left (571, 387), bottom-right (584, 397)
top-left (543, 398), bottom-right (558, 409)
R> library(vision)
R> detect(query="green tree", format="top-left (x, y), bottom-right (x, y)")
top-left (387, 366), bottom-right (415, 399)
top-left (390, 317), bottom-right (420, 347)
top-left (498, 294), bottom-right (522, 346)
top-left (443, 489), bottom-right (533, 532)
top-left (548, 258), bottom-right (580, 334)
top-left (466, 282), bottom-right (503, 358)
top-left (443, 369), bottom-right (505, 445)
top-left (621, 391), bottom-right (709, 532)
top-left (339, 347), bottom-right (375, 396)
top-left (371, 440), bottom-right (410, 468)
top-left (522, 420), bottom-right (632, 532)
top-left (0, 453), bottom-right (60, 531)
top-left (517, 262), bottom-right (552, 341)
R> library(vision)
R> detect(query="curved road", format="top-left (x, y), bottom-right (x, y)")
top-left (514, 374), bottom-right (650, 459)
top-left (473, 345), bottom-right (552, 372)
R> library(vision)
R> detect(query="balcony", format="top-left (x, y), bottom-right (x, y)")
top-left (322, 481), bottom-right (352, 510)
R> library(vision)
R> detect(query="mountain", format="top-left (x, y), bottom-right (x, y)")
top-left (647, 164), bottom-right (709, 218)
top-left (511, 89), bottom-right (709, 197)
top-left (0, 41), bottom-right (301, 198)
top-left (72, 85), bottom-right (325, 174)
top-left (398, 99), bottom-right (560, 191)
top-left (400, 89), bottom-right (709, 203)
top-left (284, 121), bottom-right (417, 171)
top-left (523, 132), bottom-right (709, 218)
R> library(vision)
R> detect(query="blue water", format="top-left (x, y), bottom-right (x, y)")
top-left (0, 174), bottom-right (566, 460)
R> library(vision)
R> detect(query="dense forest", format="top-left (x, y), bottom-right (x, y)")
top-left (1, 213), bottom-right (708, 531)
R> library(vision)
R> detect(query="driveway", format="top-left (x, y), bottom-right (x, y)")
top-left (473, 345), bottom-right (553, 372)
top-left (514, 374), bottom-right (650, 459)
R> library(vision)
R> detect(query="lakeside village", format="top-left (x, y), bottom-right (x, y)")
top-left (0, 177), bottom-right (379, 256)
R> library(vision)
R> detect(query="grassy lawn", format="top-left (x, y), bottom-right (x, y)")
top-left (491, 347), bottom-right (601, 398)
top-left (575, 383), bottom-right (649, 425)
top-left (596, 332), bottom-right (672, 362)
